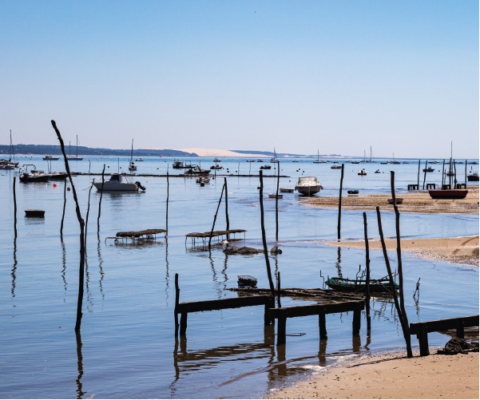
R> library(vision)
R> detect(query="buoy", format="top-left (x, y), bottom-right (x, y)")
top-left (53, 183), bottom-right (57, 187)
top-left (67, 187), bottom-right (71, 191)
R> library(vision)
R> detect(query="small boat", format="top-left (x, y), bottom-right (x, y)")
top-left (257, 159), bottom-right (264, 162)
top-left (331, 164), bottom-right (342, 170)
top-left (428, 161), bottom-right (440, 164)
top-left (0, 162), bottom-right (15, 170)
top-left (260, 165), bottom-right (271, 170)
top-left (135, 158), bottom-right (144, 162)
top-left (351, 161), bottom-right (360, 164)
top-left (185, 166), bottom-right (211, 176)
top-left (246, 159), bottom-right (255, 162)
top-left (213, 158), bottom-right (221, 162)
top-left (467, 173), bottom-right (479, 182)
top-left (326, 277), bottom-right (399, 293)
top-left (389, 153), bottom-right (400, 164)
top-left (25, 209), bottom-right (45, 218)
top-left (210, 165), bottom-right (223, 170)
top-left (380, 161), bottom-right (388, 165)
top-left (358, 169), bottom-right (367, 176)
top-left (469, 161), bottom-right (478, 165)
top-left (93, 173), bottom-right (145, 191)
top-left (292, 160), bottom-right (299, 162)
top-left (238, 275), bottom-right (257, 288)
top-left (347, 190), bottom-right (359, 195)
top-left (429, 190), bottom-right (468, 199)
top-left (173, 160), bottom-right (184, 169)
top-left (128, 140), bottom-right (137, 171)
top-left (196, 177), bottom-right (210, 184)
top-left (268, 193), bottom-right (283, 199)
top-left (423, 167), bottom-right (435, 172)
top-left (280, 188), bottom-right (294, 193)
top-left (403, 161), bottom-right (409, 164)
top-left (374, 169), bottom-right (381, 173)
top-left (43, 154), bottom-right (59, 161)
top-left (49, 172), bottom-right (68, 181)
top-left (313, 150), bottom-right (321, 164)
top-left (295, 176), bottom-right (323, 196)
top-left (19, 165), bottom-right (50, 182)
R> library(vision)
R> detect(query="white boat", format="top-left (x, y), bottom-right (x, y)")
top-left (128, 140), bottom-right (137, 171)
top-left (270, 148), bottom-right (279, 163)
top-left (331, 164), bottom-right (342, 169)
top-left (295, 176), bottom-right (323, 196)
top-left (93, 173), bottom-right (144, 191)
top-left (43, 154), bottom-right (59, 161)
top-left (67, 136), bottom-right (83, 160)
top-left (135, 158), bottom-right (144, 162)
top-left (196, 177), bottom-right (211, 184)
top-left (358, 169), bottom-right (367, 176)
top-left (313, 150), bottom-right (321, 163)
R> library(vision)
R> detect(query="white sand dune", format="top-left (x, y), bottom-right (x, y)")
top-left (177, 148), bottom-right (269, 157)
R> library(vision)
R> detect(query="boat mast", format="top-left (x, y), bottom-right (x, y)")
top-left (76, 135), bottom-right (79, 158)
top-left (317, 149), bottom-right (319, 161)
top-left (131, 139), bottom-right (134, 163)
top-left (69, 141), bottom-right (71, 157)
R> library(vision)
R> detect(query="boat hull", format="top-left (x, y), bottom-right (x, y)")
top-left (93, 182), bottom-right (138, 191)
top-left (295, 185), bottom-right (322, 195)
top-left (326, 278), bottom-right (398, 293)
top-left (429, 190), bottom-right (468, 199)
top-left (467, 175), bottom-right (479, 182)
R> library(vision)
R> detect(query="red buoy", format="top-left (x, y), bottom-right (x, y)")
top-left (53, 183), bottom-right (57, 188)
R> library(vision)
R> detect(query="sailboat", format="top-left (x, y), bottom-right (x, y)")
top-left (0, 130), bottom-right (18, 169)
top-left (128, 139), bottom-right (137, 172)
top-left (68, 136), bottom-right (83, 160)
top-left (270, 148), bottom-right (278, 163)
top-left (365, 146), bottom-right (374, 163)
top-left (390, 153), bottom-right (400, 164)
top-left (313, 150), bottom-right (321, 163)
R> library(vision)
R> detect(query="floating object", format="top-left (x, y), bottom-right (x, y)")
top-left (53, 183), bottom-right (57, 187)
top-left (326, 277), bottom-right (399, 293)
top-left (387, 198), bottom-right (404, 204)
top-left (42, 154), bottom-right (59, 160)
top-left (347, 190), bottom-right (359, 195)
top-left (268, 193), bottom-right (283, 199)
top-left (93, 173), bottom-right (145, 191)
top-left (429, 190), bottom-right (468, 199)
top-left (467, 173), bottom-right (479, 182)
top-left (225, 247), bottom-right (263, 255)
top-left (423, 167), bottom-right (435, 172)
top-left (25, 209), bottom-right (45, 218)
top-left (375, 169), bottom-right (381, 173)
top-left (237, 275), bottom-right (258, 288)
top-left (280, 188), bottom-right (294, 193)
top-left (67, 187), bottom-right (71, 191)
top-left (49, 172), bottom-right (68, 180)
top-left (331, 164), bottom-right (342, 169)
top-left (270, 245), bottom-right (282, 255)
top-left (358, 169), bottom-right (367, 176)
top-left (260, 165), bottom-right (271, 170)
top-left (295, 176), bottom-right (323, 196)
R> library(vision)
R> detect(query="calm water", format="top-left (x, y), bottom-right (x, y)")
top-left (0, 156), bottom-right (478, 398)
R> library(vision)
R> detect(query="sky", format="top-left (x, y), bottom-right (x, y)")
top-left (0, 0), bottom-right (478, 158)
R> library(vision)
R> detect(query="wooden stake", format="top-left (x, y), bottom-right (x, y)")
top-left (376, 206), bottom-right (412, 358)
top-left (13, 177), bottom-right (17, 239)
top-left (442, 159), bottom-right (445, 187)
top-left (175, 273), bottom-right (179, 336)
top-left (224, 177), bottom-right (229, 240)
top-left (465, 160), bottom-right (467, 187)
top-left (363, 212), bottom-right (370, 332)
top-left (276, 161), bottom-right (280, 241)
top-left (60, 179), bottom-right (67, 239)
top-left (208, 183), bottom-right (225, 250)
top-left (166, 170), bottom-right (169, 236)
top-left (97, 164), bottom-right (105, 235)
top-left (454, 160), bottom-right (457, 186)
top-left (337, 164), bottom-right (344, 240)
top-left (417, 160), bottom-right (420, 188)
top-left (84, 182), bottom-right (94, 245)
top-left (51, 120), bottom-right (85, 332)
top-left (277, 271), bottom-right (282, 308)
top-left (259, 170), bottom-right (276, 301)
top-left (422, 160), bottom-right (427, 190)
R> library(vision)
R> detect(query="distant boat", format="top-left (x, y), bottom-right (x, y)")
top-left (331, 164), bottom-right (342, 169)
top-left (313, 150), bottom-right (321, 164)
top-left (128, 139), bottom-right (137, 172)
top-left (467, 173), bottom-right (479, 182)
top-left (326, 277), bottom-right (399, 293)
top-left (260, 165), bottom-right (271, 170)
top-left (43, 154), bottom-right (59, 161)
top-left (375, 169), bottom-right (381, 173)
top-left (213, 158), bottom-right (221, 162)
top-left (403, 161), bottom-right (409, 164)
top-left (270, 148), bottom-right (278, 163)
top-left (380, 161), bottom-right (388, 165)
top-left (295, 176), bottom-right (323, 196)
top-left (135, 158), bottom-right (144, 162)
top-left (93, 173), bottom-right (144, 191)
top-left (246, 159), bottom-right (255, 162)
top-left (423, 167), bottom-right (435, 172)
top-left (173, 159), bottom-right (184, 169)
top-left (67, 135), bottom-right (83, 160)
top-left (358, 168), bottom-right (367, 176)
top-left (257, 159), bottom-right (263, 162)
top-left (390, 153), bottom-right (400, 164)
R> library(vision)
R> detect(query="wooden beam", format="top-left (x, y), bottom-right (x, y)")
top-left (177, 295), bottom-right (272, 314)
top-left (268, 301), bottom-right (364, 319)
top-left (410, 315), bottom-right (479, 335)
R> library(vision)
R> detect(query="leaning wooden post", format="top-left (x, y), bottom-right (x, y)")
top-left (60, 180), bottom-right (67, 239)
top-left (224, 177), bottom-right (229, 240)
top-left (337, 164), bottom-right (344, 240)
top-left (442, 159), bottom-right (445, 187)
top-left (13, 177), bottom-right (17, 239)
top-left (208, 183), bottom-right (225, 250)
top-left (275, 161), bottom-right (280, 241)
top-left (363, 212), bottom-right (371, 333)
top-left (51, 120), bottom-right (85, 332)
top-left (376, 206), bottom-right (412, 358)
top-left (422, 160), bottom-right (427, 190)
top-left (465, 160), bottom-right (467, 187)
top-left (259, 170), bottom-right (276, 301)
top-left (97, 164), bottom-right (105, 236)
top-left (174, 273), bottom-right (179, 336)
top-left (276, 271), bottom-right (282, 308)
top-left (166, 170), bottom-right (169, 236)
top-left (417, 160), bottom-right (420, 188)
top-left (84, 182), bottom-right (94, 244)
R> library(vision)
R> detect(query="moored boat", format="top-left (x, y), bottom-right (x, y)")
top-left (295, 176), bottom-right (323, 196)
top-left (43, 154), bottom-right (59, 161)
top-left (429, 190), bottom-right (468, 199)
top-left (467, 173), bottom-right (479, 182)
top-left (93, 173), bottom-right (145, 191)
top-left (326, 277), bottom-right (399, 293)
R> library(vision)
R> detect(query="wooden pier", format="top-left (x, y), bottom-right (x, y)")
top-left (185, 229), bottom-right (246, 245)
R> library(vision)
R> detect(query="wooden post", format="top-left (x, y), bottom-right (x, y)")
top-left (376, 206), bottom-right (412, 357)
top-left (449, 158), bottom-right (452, 187)
top-left (277, 313), bottom-right (287, 346)
top-left (275, 161), bottom-right (280, 241)
top-left (51, 120), bottom-right (85, 332)
top-left (453, 160), bottom-right (457, 186)
top-left (180, 313), bottom-right (188, 336)
top-left (363, 212), bottom-right (371, 332)
top-left (442, 159), bottom-right (445, 187)
top-left (259, 170), bottom-right (276, 301)
top-left (319, 307), bottom-right (327, 339)
top-left (208, 183), bottom-right (225, 250)
top-left (418, 325), bottom-right (430, 356)
top-left (174, 273), bottom-right (179, 336)
top-left (353, 304), bottom-right (361, 335)
top-left (60, 179), bottom-right (67, 238)
top-left (224, 177), bottom-right (229, 240)
top-left (13, 177), bottom-right (17, 239)
top-left (276, 271), bottom-right (282, 308)
top-left (337, 164), bottom-right (344, 240)
top-left (422, 161), bottom-right (427, 190)
top-left (166, 170), bottom-right (169, 236)
top-left (264, 297), bottom-right (275, 325)
top-left (97, 164), bottom-right (105, 235)
top-left (417, 160), bottom-right (420, 188)
top-left (84, 183), bottom-right (94, 244)
top-left (465, 160), bottom-right (468, 187)
top-left (456, 320), bottom-right (465, 338)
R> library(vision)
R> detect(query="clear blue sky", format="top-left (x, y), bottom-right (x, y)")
top-left (1, 0), bottom-right (478, 158)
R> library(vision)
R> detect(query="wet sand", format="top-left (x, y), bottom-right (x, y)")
top-left (269, 351), bottom-right (479, 399)
top-left (325, 235), bottom-right (479, 266)
top-left (303, 186), bottom-right (479, 214)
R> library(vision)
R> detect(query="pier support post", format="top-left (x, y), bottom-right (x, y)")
top-left (363, 212), bottom-right (371, 333)
top-left (353, 304), bottom-right (361, 335)
top-left (180, 313), bottom-right (188, 336)
top-left (319, 308), bottom-right (327, 339)
top-left (13, 177), bottom-right (17, 239)
top-left (277, 314), bottom-right (287, 346)
top-left (97, 164), bottom-right (105, 236)
top-left (175, 273), bottom-right (180, 336)
top-left (456, 320), bottom-right (465, 339)
top-left (418, 325), bottom-right (429, 356)
top-left (264, 297), bottom-right (275, 325)
top-left (337, 164), bottom-right (344, 240)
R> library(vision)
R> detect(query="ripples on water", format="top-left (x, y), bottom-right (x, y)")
top-left (0, 156), bottom-right (478, 398)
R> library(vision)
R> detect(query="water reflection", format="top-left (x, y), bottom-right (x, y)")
top-left (97, 240), bottom-right (105, 301)
top-left (85, 260), bottom-right (93, 313)
top-left (75, 331), bottom-right (86, 399)
top-left (11, 238), bottom-right (17, 298)
top-left (61, 241), bottom-right (67, 302)
top-left (165, 238), bottom-right (169, 306)
top-left (335, 246), bottom-right (342, 278)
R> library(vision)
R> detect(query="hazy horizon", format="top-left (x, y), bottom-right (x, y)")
top-left (1, 0), bottom-right (478, 158)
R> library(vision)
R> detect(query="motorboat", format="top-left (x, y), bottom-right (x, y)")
top-left (184, 165), bottom-right (210, 176)
top-left (469, 161), bottom-right (478, 165)
top-left (135, 158), bottom-right (144, 162)
top-left (213, 158), bottom-right (221, 162)
top-left (428, 161), bottom-right (440, 164)
top-left (173, 160), bottom-right (184, 169)
top-left (268, 193), bottom-right (283, 199)
top-left (467, 173), bottom-right (479, 182)
top-left (260, 165), bottom-right (271, 170)
top-left (423, 167), bottom-right (435, 172)
top-left (196, 177), bottom-right (211, 184)
top-left (375, 169), bottom-right (381, 174)
top-left (351, 161), bottom-right (360, 164)
top-left (49, 172), bottom-right (68, 180)
top-left (0, 161), bottom-right (15, 170)
top-left (380, 161), bottom-right (388, 165)
top-left (19, 164), bottom-right (50, 182)
top-left (246, 159), bottom-right (255, 162)
top-left (331, 164), bottom-right (342, 170)
top-left (93, 173), bottom-right (145, 192)
top-left (211, 165), bottom-right (223, 170)
top-left (295, 176), bottom-right (323, 196)
top-left (403, 161), bottom-right (409, 164)
top-left (358, 169), bottom-right (367, 176)
top-left (257, 159), bottom-right (263, 162)
top-left (43, 154), bottom-right (59, 161)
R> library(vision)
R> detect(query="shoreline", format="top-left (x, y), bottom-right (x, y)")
top-left (268, 349), bottom-right (479, 399)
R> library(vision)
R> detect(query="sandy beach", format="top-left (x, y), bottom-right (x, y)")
top-left (303, 186), bottom-right (479, 214)
top-left (325, 235), bottom-right (479, 266)
top-left (269, 350), bottom-right (479, 399)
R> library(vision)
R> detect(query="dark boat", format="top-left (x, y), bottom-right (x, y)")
top-left (467, 173), bottom-right (479, 182)
top-left (237, 275), bottom-right (257, 288)
top-left (429, 190), bottom-right (468, 199)
top-left (49, 172), bottom-right (68, 180)
top-left (260, 165), bottom-right (271, 170)
top-left (326, 277), bottom-right (399, 293)
top-left (347, 190), bottom-right (359, 194)
top-left (184, 165), bottom-right (210, 176)
top-left (423, 167), bottom-right (435, 172)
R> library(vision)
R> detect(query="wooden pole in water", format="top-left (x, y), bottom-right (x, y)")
top-left (224, 177), bottom-right (229, 240)
top-left (465, 160), bottom-right (468, 187)
top-left (422, 160), bottom-right (427, 190)
top-left (337, 164), bottom-right (344, 240)
top-left (166, 170), bottom-right (169, 236)
top-left (51, 120), bottom-right (85, 332)
top-left (84, 182), bottom-right (94, 244)
top-left (275, 161), bottom-right (280, 241)
top-left (277, 271), bottom-right (282, 308)
top-left (60, 179), bottom-right (67, 238)
top-left (175, 273), bottom-right (180, 336)
top-left (449, 157), bottom-right (452, 187)
top-left (363, 212), bottom-right (370, 332)
top-left (13, 177), bottom-right (17, 239)
top-left (442, 159), bottom-right (445, 187)
top-left (453, 160), bottom-right (457, 187)
top-left (97, 164), bottom-right (105, 235)
top-left (259, 170), bottom-right (276, 300)
top-left (376, 206), bottom-right (412, 358)
top-left (417, 160), bottom-right (420, 188)
top-left (208, 183), bottom-right (225, 250)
